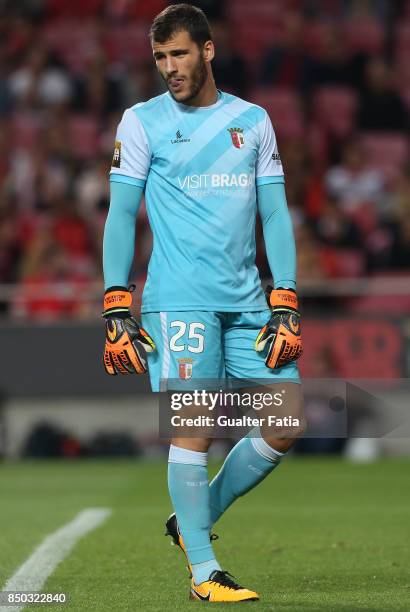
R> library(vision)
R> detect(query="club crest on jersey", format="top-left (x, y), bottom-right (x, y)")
top-left (178, 358), bottom-right (194, 380)
top-left (228, 127), bottom-right (245, 149)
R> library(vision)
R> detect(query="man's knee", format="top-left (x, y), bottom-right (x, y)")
top-left (261, 416), bottom-right (306, 451)
top-left (170, 438), bottom-right (212, 453)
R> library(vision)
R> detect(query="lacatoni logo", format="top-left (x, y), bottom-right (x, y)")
top-left (178, 173), bottom-right (253, 189)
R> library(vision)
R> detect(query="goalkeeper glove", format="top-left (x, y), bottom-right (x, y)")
top-left (255, 286), bottom-right (303, 369)
top-left (102, 286), bottom-right (155, 375)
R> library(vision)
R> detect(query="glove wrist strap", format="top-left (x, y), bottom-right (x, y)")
top-left (103, 288), bottom-right (132, 317)
top-left (269, 288), bottom-right (298, 311)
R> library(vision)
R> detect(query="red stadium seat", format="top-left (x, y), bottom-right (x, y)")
top-left (350, 203), bottom-right (378, 234)
top-left (306, 124), bottom-right (328, 165)
top-left (230, 21), bottom-right (282, 65)
top-left (313, 86), bottom-right (358, 137)
top-left (68, 115), bottom-right (100, 160)
top-left (250, 87), bottom-right (304, 139)
top-left (396, 23), bottom-right (410, 55)
top-left (322, 247), bottom-right (365, 278)
top-left (349, 294), bottom-right (410, 314)
top-left (111, 0), bottom-right (166, 21)
top-left (395, 58), bottom-right (410, 109)
top-left (360, 133), bottom-right (409, 180)
top-left (12, 113), bottom-right (41, 150)
top-left (343, 18), bottom-right (385, 54)
top-left (103, 25), bottom-right (152, 66)
top-left (42, 21), bottom-right (98, 74)
top-left (303, 22), bottom-right (332, 57)
top-left (348, 273), bottom-right (410, 313)
top-left (46, 0), bottom-right (102, 18)
top-left (227, 0), bottom-right (282, 23)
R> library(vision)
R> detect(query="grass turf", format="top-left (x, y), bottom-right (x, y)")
top-left (0, 458), bottom-right (409, 611)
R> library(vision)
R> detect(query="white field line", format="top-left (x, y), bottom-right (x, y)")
top-left (1, 508), bottom-right (112, 611)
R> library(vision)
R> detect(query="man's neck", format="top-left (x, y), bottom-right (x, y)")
top-left (185, 78), bottom-right (218, 108)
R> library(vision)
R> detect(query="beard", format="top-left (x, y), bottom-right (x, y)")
top-left (165, 54), bottom-right (208, 104)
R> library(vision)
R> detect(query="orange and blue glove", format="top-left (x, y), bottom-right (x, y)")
top-left (255, 286), bottom-right (303, 369)
top-left (102, 286), bottom-right (155, 375)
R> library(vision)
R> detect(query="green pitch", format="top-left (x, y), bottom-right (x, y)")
top-left (0, 458), bottom-right (409, 611)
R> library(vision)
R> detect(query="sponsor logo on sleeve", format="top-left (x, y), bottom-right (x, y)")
top-left (112, 140), bottom-right (122, 168)
top-left (271, 152), bottom-right (281, 164)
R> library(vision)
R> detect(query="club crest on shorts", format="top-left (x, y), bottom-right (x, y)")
top-left (228, 127), bottom-right (245, 149)
top-left (178, 358), bottom-right (194, 379)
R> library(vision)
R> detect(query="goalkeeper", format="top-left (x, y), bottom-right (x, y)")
top-left (102, 3), bottom-right (304, 603)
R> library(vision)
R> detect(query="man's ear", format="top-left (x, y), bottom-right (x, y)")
top-left (202, 40), bottom-right (215, 62)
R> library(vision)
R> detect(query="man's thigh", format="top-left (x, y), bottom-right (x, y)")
top-left (223, 312), bottom-right (303, 446)
top-left (223, 310), bottom-right (300, 382)
top-left (142, 311), bottom-right (225, 391)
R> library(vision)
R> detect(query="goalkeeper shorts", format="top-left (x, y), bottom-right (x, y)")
top-left (141, 310), bottom-right (300, 392)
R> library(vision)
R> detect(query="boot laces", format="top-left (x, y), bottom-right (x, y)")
top-left (209, 570), bottom-right (241, 590)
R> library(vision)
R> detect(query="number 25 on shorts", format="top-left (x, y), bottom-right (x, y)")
top-left (169, 321), bottom-right (205, 353)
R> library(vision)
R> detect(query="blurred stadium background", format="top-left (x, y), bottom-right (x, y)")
top-left (0, 0), bottom-right (409, 462)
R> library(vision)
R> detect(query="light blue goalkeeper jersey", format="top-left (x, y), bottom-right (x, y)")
top-left (109, 90), bottom-right (285, 313)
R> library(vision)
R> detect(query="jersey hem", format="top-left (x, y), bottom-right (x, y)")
top-left (141, 304), bottom-right (269, 313)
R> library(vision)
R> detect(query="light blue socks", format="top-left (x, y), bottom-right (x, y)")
top-left (168, 445), bottom-right (221, 584)
top-left (168, 435), bottom-right (284, 583)
top-left (209, 432), bottom-right (284, 525)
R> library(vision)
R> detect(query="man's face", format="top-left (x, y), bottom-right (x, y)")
top-left (152, 30), bottom-right (209, 104)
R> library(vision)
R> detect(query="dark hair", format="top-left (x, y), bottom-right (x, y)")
top-left (149, 3), bottom-right (212, 47)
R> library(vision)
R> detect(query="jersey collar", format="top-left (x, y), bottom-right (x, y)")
top-left (167, 90), bottom-right (224, 112)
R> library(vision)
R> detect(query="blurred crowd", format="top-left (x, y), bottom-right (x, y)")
top-left (0, 0), bottom-right (409, 320)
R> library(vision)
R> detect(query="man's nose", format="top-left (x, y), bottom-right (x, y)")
top-left (165, 56), bottom-right (177, 75)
